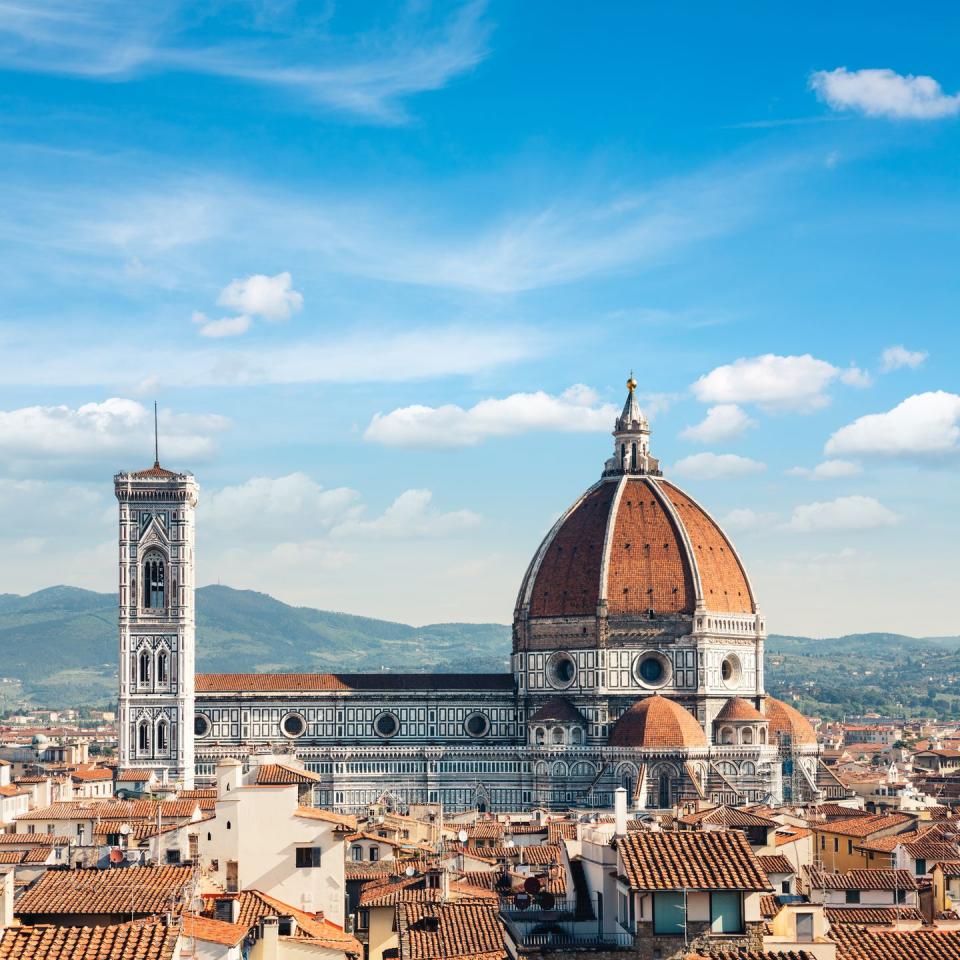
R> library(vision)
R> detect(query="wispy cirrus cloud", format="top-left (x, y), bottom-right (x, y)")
top-left (0, 0), bottom-right (491, 122)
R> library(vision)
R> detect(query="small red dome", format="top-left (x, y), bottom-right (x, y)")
top-left (608, 695), bottom-right (707, 749)
top-left (764, 697), bottom-right (817, 747)
top-left (715, 697), bottom-right (765, 723)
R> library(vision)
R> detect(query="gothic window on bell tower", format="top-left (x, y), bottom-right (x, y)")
top-left (138, 719), bottom-right (150, 754)
top-left (143, 552), bottom-right (166, 610)
top-left (157, 649), bottom-right (168, 687)
top-left (139, 650), bottom-right (151, 687)
top-left (157, 719), bottom-right (169, 754)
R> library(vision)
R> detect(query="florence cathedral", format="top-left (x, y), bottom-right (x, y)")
top-left (115, 377), bottom-right (841, 812)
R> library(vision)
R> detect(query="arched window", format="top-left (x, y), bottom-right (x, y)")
top-left (534, 727), bottom-right (546, 746)
top-left (143, 553), bottom-right (165, 609)
top-left (156, 719), bottom-right (168, 752)
top-left (156, 650), bottom-right (168, 686)
top-left (138, 720), bottom-right (150, 753)
top-left (741, 727), bottom-right (754, 745)
top-left (719, 726), bottom-right (734, 745)
top-left (742, 761), bottom-right (756, 776)
top-left (571, 727), bottom-right (583, 745)
top-left (759, 727), bottom-right (767, 744)
top-left (139, 650), bottom-right (151, 685)
top-left (631, 442), bottom-right (637, 471)
top-left (551, 727), bottom-right (565, 745)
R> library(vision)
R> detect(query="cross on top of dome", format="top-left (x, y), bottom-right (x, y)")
top-left (604, 373), bottom-right (661, 477)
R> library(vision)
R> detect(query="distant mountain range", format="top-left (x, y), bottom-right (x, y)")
top-left (1, 585), bottom-right (958, 718)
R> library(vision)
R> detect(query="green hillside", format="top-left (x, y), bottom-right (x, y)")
top-left (1, 585), bottom-right (959, 718)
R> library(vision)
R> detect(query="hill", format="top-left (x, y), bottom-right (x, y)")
top-left (0, 585), bottom-right (510, 709)
top-left (1, 585), bottom-right (959, 718)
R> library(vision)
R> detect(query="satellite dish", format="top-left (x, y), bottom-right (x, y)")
top-left (191, 897), bottom-right (205, 912)
top-left (538, 891), bottom-right (556, 910)
top-left (504, 840), bottom-right (515, 849)
top-left (514, 893), bottom-right (530, 911)
top-left (523, 876), bottom-right (541, 895)
top-left (457, 830), bottom-right (469, 843)
top-left (119, 824), bottom-right (132, 836)
top-left (405, 866), bottom-right (416, 878)
top-left (108, 848), bottom-right (124, 864)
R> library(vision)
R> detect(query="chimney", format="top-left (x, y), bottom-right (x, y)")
top-left (213, 895), bottom-right (240, 924)
top-left (614, 787), bottom-right (628, 836)
top-left (260, 916), bottom-right (279, 960)
top-left (215, 758), bottom-right (244, 795)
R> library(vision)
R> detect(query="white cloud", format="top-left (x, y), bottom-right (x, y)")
top-left (691, 353), bottom-right (865, 412)
top-left (192, 312), bottom-right (252, 339)
top-left (721, 508), bottom-right (777, 533)
top-left (671, 452), bottom-right (766, 480)
top-left (331, 489), bottom-right (481, 538)
top-left (365, 385), bottom-right (618, 448)
top-left (217, 271), bottom-right (303, 322)
top-left (204, 474), bottom-right (478, 544)
top-left (681, 404), bottom-right (755, 443)
top-left (785, 495), bottom-right (899, 533)
top-left (0, 1), bottom-right (491, 123)
top-left (205, 473), bottom-right (362, 541)
top-left (787, 459), bottom-right (862, 480)
top-left (839, 365), bottom-right (872, 388)
top-left (810, 67), bottom-right (960, 120)
top-left (881, 345), bottom-right (928, 372)
top-left (0, 398), bottom-right (228, 471)
top-left (826, 391), bottom-right (960, 457)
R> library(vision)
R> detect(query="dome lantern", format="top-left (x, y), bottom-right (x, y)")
top-left (605, 373), bottom-right (661, 477)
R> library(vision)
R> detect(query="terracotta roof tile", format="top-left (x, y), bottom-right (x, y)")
top-left (0, 921), bottom-right (177, 960)
top-left (396, 900), bottom-right (506, 960)
top-left (255, 763), bottom-right (322, 785)
top-left (527, 697), bottom-right (587, 724)
top-left (617, 831), bottom-right (770, 891)
top-left (530, 481), bottom-right (615, 617)
top-left (680, 805), bottom-right (776, 829)
top-left (15, 866), bottom-right (194, 917)
top-left (808, 868), bottom-right (918, 891)
top-left (607, 477), bottom-right (695, 616)
top-left (813, 813), bottom-right (913, 839)
top-left (609, 695), bottom-right (707, 749)
top-left (182, 914), bottom-right (247, 946)
top-left (716, 697), bottom-right (766, 723)
top-left (757, 855), bottom-right (794, 875)
top-left (824, 907), bottom-right (925, 925)
top-left (764, 698), bottom-right (818, 747)
top-left (830, 924), bottom-right (960, 959)
top-left (660, 480), bottom-right (754, 614)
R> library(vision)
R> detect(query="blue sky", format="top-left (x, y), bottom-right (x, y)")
top-left (1, 1), bottom-right (958, 636)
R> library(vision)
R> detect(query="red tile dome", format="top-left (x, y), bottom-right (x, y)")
top-left (715, 697), bottom-right (766, 723)
top-left (764, 697), bottom-right (818, 747)
top-left (608, 695), bottom-right (707, 749)
top-left (515, 475), bottom-right (755, 623)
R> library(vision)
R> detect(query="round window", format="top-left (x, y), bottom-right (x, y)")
top-left (634, 651), bottom-right (671, 689)
top-left (280, 713), bottom-right (306, 738)
top-left (464, 713), bottom-right (490, 738)
top-left (721, 654), bottom-right (742, 688)
top-left (546, 652), bottom-right (577, 689)
top-left (194, 714), bottom-right (211, 738)
top-left (374, 712), bottom-right (400, 739)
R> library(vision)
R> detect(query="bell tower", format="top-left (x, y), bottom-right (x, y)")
top-left (114, 449), bottom-right (198, 789)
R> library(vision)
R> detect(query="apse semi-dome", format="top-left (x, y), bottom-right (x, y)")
top-left (514, 378), bottom-right (757, 652)
top-left (764, 697), bottom-right (818, 747)
top-left (715, 697), bottom-right (766, 723)
top-left (608, 695), bottom-right (708, 749)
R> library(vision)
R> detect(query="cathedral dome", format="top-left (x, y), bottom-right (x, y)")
top-left (764, 697), bottom-right (817, 747)
top-left (715, 697), bottom-right (765, 723)
top-left (608, 695), bottom-right (707, 750)
top-left (514, 379), bottom-right (755, 640)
